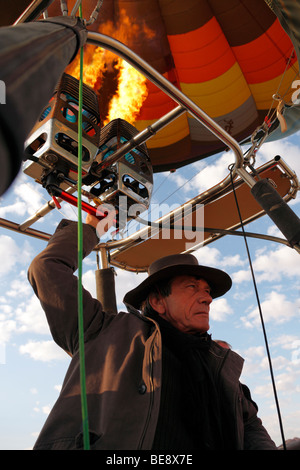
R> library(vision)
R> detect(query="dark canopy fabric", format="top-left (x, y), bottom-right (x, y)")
top-left (262, 0), bottom-right (300, 143)
top-left (0, 16), bottom-right (86, 196)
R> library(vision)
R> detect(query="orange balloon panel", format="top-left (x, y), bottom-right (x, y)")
top-left (2, 0), bottom-right (300, 172)
top-left (83, 0), bottom-right (299, 172)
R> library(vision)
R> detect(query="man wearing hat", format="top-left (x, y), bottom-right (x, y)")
top-left (28, 216), bottom-right (277, 450)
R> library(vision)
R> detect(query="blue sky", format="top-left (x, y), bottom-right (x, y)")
top-left (0, 130), bottom-right (299, 450)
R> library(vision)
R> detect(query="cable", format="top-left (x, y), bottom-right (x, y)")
top-left (133, 215), bottom-right (291, 247)
top-left (77, 5), bottom-right (90, 451)
top-left (71, 0), bottom-right (82, 17)
top-left (228, 164), bottom-right (287, 451)
top-left (122, 160), bottom-right (215, 239)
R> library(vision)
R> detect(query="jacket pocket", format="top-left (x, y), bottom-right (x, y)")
top-left (34, 437), bottom-right (76, 450)
top-left (34, 431), bottom-right (102, 450)
top-left (75, 430), bottom-right (102, 449)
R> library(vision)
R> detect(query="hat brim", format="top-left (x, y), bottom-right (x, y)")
top-left (123, 264), bottom-right (232, 310)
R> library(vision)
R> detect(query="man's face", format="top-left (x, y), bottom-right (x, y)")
top-left (151, 275), bottom-right (213, 334)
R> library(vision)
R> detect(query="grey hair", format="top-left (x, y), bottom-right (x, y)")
top-left (141, 277), bottom-right (174, 315)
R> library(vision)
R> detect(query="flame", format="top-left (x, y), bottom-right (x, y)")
top-left (103, 59), bottom-right (148, 125)
top-left (66, 10), bottom-right (153, 125)
top-left (67, 45), bottom-right (107, 90)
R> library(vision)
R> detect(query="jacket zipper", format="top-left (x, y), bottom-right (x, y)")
top-left (216, 348), bottom-right (239, 448)
top-left (137, 335), bottom-right (155, 449)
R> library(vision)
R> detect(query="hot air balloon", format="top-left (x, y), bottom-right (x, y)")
top-left (47, 0), bottom-right (300, 171)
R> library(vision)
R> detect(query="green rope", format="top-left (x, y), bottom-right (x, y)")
top-left (77, 5), bottom-right (90, 450)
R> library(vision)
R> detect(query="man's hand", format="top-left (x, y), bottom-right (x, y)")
top-left (86, 207), bottom-right (116, 239)
top-left (86, 213), bottom-right (99, 229)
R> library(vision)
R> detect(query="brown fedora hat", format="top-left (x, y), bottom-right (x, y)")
top-left (123, 253), bottom-right (232, 310)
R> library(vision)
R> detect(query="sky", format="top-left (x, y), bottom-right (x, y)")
top-left (0, 128), bottom-right (299, 450)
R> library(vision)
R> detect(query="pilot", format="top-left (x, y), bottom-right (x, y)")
top-left (28, 214), bottom-right (277, 450)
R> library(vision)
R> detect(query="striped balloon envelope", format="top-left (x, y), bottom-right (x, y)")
top-left (2, 0), bottom-right (300, 173)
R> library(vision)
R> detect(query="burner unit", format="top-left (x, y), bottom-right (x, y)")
top-left (24, 73), bottom-right (101, 184)
top-left (90, 118), bottom-right (153, 214)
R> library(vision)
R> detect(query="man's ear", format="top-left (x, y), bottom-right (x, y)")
top-left (148, 292), bottom-right (166, 314)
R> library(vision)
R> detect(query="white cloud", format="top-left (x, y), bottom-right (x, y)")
top-left (0, 235), bottom-right (34, 278)
top-left (267, 224), bottom-right (283, 238)
top-left (115, 268), bottom-right (147, 310)
top-left (0, 272), bottom-right (50, 344)
top-left (0, 304), bottom-right (13, 315)
top-left (233, 289), bottom-right (253, 301)
top-left (0, 200), bottom-right (28, 218)
top-left (0, 318), bottom-right (17, 343)
top-left (82, 269), bottom-right (97, 298)
top-left (0, 180), bottom-right (45, 219)
top-left (15, 295), bottom-right (50, 335)
top-left (0, 235), bottom-right (22, 276)
top-left (7, 271), bottom-right (32, 298)
top-left (13, 183), bottom-right (44, 213)
top-left (169, 172), bottom-right (189, 192)
top-left (257, 138), bottom-right (300, 178)
top-left (33, 401), bottom-right (54, 415)
top-left (260, 355), bottom-right (288, 372)
top-left (241, 341), bottom-right (300, 393)
top-left (253, 381), bottom-right (274, 398)
top-left (156, 136), bottom-right (300, 208)
top-left (19, 340), bottom-right (68, 362)
top-left (241, 291), bottom-right (298, 328)
top-left (0, 175), bottom-right (76, 225)
top-left (272, 335), bottom-right (300, 351)
top-left (56, 201), bottom-right (78, 221)
top-left (210, 297), bottom-right (233, 322)
top-left (239, 346), bottom-right (268, 378)
top-left (194, 246), bottom-right (221, 266)
top-left (42, 404), bottom-right (52, 415)
top-left (194, 245), bottom-right (245, 270)
top-left (253, 245), bottom-right (300, 282)
top-left (232, 244), bottom-right (300, 284)
top-left (271, 371), bottom-right (298, 393)
top-left (221, 254), bottom-right (245, 267)
top-left (244, 345), bottom-right (265, 359)
top-left (187, 152), bottom-right (236, 195)
top-left (232, 269), bottom-right (251, 283)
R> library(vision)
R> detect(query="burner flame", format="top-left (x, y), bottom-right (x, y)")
top-left (66, 10), bottom-right (154, 125)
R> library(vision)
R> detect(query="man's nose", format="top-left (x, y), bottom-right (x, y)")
top-left (197, 290), bottom-right (212, 305)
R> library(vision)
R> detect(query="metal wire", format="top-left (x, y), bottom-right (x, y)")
top-left (228, 165), bottom-right (287, 451)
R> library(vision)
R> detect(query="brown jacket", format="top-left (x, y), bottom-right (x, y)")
top-left (28, 219), bottom-right (277, 450)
